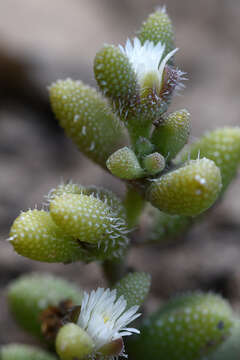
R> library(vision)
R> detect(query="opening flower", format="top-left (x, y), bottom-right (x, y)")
top-left (78, 288), bottom-right (140, 358)
top-left (119, 37), bottom-right (178, 94)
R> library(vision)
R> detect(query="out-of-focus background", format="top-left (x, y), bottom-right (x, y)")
top-left (1, 0), bottom-right (240, 346)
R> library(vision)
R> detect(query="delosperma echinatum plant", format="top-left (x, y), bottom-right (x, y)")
top-left (2, 6), bottom-right (240, 360)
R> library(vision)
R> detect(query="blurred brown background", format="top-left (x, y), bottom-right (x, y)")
top-left (0, 0), bottom-right (240, 347)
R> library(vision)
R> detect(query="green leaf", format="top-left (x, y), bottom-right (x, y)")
top-left (147, 158), bottom-right (222, 216)
top-left (115, 272), bottom-right (151, 309)
top-left (7, 273), bottom-right (82, 339)
top-left (129, 292), bottom-right (234, 360)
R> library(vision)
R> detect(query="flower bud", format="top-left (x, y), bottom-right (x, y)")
top-left (118, 37), bottom-right (179, 142)
top-left (56, 323), bottom-right (94, 360)
top-left (9, 210), bottom-right (87, 263)
top-left (130, 292), bottom-right (234, 360)
top-left (115, 272), bottom-right (151, 308)
top-left (142, 152), bottom-right (165, 175)
top-left (1, 344), bottom-right (57, 360)
top-left (7, 273), bottom-right (82, 339)
top-left (148, 158), bottom-right (222, 216)
top-left (106, 146), bottom-right (145, 179)
top-left (138, 7), bottom-right (175, 59)
top-left (152, 109), bottom-right (191, 160)
top-left (49, 79), bottom-right (124, 167)
top-left (94, 44), bottom-right (138, 107)
top-left (183, 127), bottom-right (240, 192)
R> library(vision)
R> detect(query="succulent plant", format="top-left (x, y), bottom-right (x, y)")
top-left (5, 6), bottom-right (240, 360)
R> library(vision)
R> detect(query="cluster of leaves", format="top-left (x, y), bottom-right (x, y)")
top-left (3, 6), bottom-right (240, 360)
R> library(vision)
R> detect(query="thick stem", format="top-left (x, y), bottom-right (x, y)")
top-left (124, 186), bottom-right (146, 229)
top-left (102, 260), bottom-right (127, 287)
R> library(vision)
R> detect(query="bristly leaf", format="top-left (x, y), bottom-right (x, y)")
top-left (115, 272), bottom-right (151, 308)
top-left (181, 127), bottom-right (240, 192)
top-left (137, 7), bottom-right (175, 60)
top-left (94, 44), bottom-right (138, 107)
top-left (152, 109), bottom-right (191, 160)
top-left (142, 152), bottom-right (166, 175)
top-left (49, 79), bottom-right (125, 168)
top-left (147, 158), bottom-right (222, 216)
top-left (9, 209), bottom-right (87, 263)
top-left (106, 146), bottom-right (145, 179)
top-left (129, 292), bottom-right (234, 360)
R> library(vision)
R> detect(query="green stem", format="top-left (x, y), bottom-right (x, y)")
top-left (127, 118), bottom-right (152, 151)
top-left (102, 260), bottom-right (127, 287)
top-left (124, 185), bottom-right (146, 229)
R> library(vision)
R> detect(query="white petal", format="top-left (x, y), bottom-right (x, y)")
top-left (158, 48), bottom-right (178, 81)
top-left (77, 288), bottom-right (140, 351)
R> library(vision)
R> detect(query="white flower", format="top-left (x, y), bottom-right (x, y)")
top-left (77, 288), bottom-right (140, 356)
top-left (119, 37), bottom-right (178, 92)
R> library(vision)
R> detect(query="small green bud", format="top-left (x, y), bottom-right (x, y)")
top-left (56, 323), bottom-right (94, 360)
top-left (182, 127), bottom-right (240, 192)
top-left (7, 273), bottom-right (82, 338)
top-left (142, 152), bottom-right (165, 175)
top-left (9, 209), bottom-right (86, 263)
top-left (106, 146), bottom-right (145, 179)
top-left (147, 158), bottom-right (222, 216)
top-left (208, 319), bottom-right (240, 360)
top-left (0, 344), bottom-right (57, 360)
top-left (138, 7), bottom-right (175, 59)
top-left (49, 79), bottom-right (124, 167)
top-left (135, 137), bottom-right (155, 157)
top-left (130, 292), bottom-right (234, 360)
top-left (151, 109), bottom-right (191, 160)
top-left (115, 272), bottom-right (151, 308)
top-left (94, 44), bottom-right (138, 106)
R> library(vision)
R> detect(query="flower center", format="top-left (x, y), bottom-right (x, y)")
top-left (103, 315), bottom-right (110, 323)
